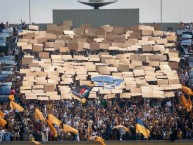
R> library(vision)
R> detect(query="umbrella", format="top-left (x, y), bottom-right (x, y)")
top-left (91, 76), bottom-right (123, 87)
top-left (113, 125), bottom-right (129, 132)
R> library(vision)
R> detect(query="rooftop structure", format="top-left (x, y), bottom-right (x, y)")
top-left (78, 0), bottom-right (118, 9)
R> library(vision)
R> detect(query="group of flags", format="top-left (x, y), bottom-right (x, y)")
top-left (0, 84), bottom-right (151, 141)
top-left (88, 119), bottom-right (150, 144)
top-left (0, 84), bottom-right (93, 137)
top-left (34, 108), bottom-right (60, 138)
top-left (0, 84), bottom-right (93, 135)
top-left (0, 96), bottom-right (24, 127)
top-left (34, 108), bottom-right (78, 138)
top-left (135, 85), bottom-right (193, 139)
top-left (1, 85), bottom-right (193, 142)
top-left (181, 86), bottom-right (193, 112)
top-left (1, 105), bottom-right (151, 141)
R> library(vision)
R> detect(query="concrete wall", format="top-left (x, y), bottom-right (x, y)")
top-left (1, 140), bottom-right (193, 145)
top-left (143, 23), bottom-right (180, 31)
top-left (53, 9), bottom-right (139, 27)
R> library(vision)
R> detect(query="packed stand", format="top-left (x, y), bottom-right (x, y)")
top-left (0, 22), bottom-right (193, 142)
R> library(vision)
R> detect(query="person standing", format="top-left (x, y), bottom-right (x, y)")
top-left (41, 131), bottom-right (48, 141)
top-left (0, 127), bottom-right (5, 142)
top-left (4, 130), bottom-right (12, 141)
top-left (119, 127), bottom-right (126, 141)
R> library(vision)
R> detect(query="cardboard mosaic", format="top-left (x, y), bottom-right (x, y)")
top-left (18, 23), bottom-right (180, 100)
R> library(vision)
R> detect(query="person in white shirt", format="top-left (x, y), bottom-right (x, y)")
top-left (0, 128), bottom-right (5, 142)
top-left (41, 131), bottom-right (48, 141)
top-left (119, 127), bottom-right (126, 141)
top-left (66, 118), bottom-right (72, 126)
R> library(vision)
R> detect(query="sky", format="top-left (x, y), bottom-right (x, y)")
top-left (0, 0), bottom-right (193, 24)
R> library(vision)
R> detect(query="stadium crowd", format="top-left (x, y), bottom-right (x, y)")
top-left (0, 22), bottom-right (193, 142)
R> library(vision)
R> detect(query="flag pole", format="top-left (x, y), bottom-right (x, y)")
top-left (160, 0), bottom-right (163, 23)
top-left (29, 0), bottom-right (31, 24)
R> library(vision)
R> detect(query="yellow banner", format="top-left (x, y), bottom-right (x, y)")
top-left (63, 124), bottom-right (78, 134)
top-left (46, 119), bottom-right (57, 137)
top-left (48, 114), bottom-right (61, 126)
top-left (10, 101), bottom-right (24, 112)
top-left (35, 108), bottom-right (45, 122)
top-left (0, 116), bottom-right (7, 127)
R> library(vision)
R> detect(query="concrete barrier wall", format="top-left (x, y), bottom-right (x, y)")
top-left (1, 141), bottom-right (193, 145)
top-left (143, 23), bottom-right (180, 31)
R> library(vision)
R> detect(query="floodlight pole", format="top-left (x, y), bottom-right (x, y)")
top-left (160, 0), bottom-right (162, 23)
top-left (29, 0), bottom-right (31, 24)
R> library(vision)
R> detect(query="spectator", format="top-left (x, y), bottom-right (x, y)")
top-left (4, 130), bottom-right (12, 141)
top-left (0, 127), bottom-right (5, 142)
top-left (0, 22), bottom-right (5, 29)
top-left (21, 22), bottom-right (27, 30)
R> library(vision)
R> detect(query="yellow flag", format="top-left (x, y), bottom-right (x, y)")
top-left (0, 116), bottom-right (7, 127)
top-left (48, 114), bottom-right (61, 126)
top-left (81, 98), bottom-right (87, 104)
top-left (181, 94), bottom-right (188, 106)
top-left (46, 119), bottom-right (57, 137)
top-left (95, 137), bottom-right (106, 145)
top-left (0, 111), bottom-right (5, 118)
top-left (113, 125), bottom-right (129, 132)
top-left (8, 95), bottom-right (15, 101)
top-left (10, 101), bottom-right (24, 112)
top-left (35, 108), bottom-right (45, 122)
top-left (136, 118), bottom-right (150, 139)
top-left (32, 141), bottom-right (41, 145)
top-left (182, 86), bottom-right (193, 95)
top-left (181, 94), bottom-right (192, 112)
top-left (187, 96), bottom-right (192, 112)
top-left (87, 126), bottom-right (92, 140)
top-left (63, 124), bottom-right (78, 134)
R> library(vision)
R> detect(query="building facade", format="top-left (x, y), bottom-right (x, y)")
top-left (53, 9), bottom-right (139, 27)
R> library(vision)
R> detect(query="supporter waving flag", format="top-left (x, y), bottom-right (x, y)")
top-left (48, 114), bottom-right (61, 126)
top-left (136, 117), bottom-right (150, 139)
top-left (35, 108), bottom-right (45, 122)
top-left (0, 116), bottom-right (7, 127)
top-left (8, 95), bottom-right (14, 101)
top-left (181, 94), bottom-right (192, 112)
top-left (63, 124), bottom-right (78, 134)
top-left (70, 84), bottom-right (94, 104)
top-left (46, 119), bottom-right (57, 138)
top-left (187, 97), bottom-right (193, 112)
top-left (0, 111), bottom-right (5, 118)
top-left (182, 86), bottom-right (193, 95)
top-left (10, 101), bottom-right (24, 112)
